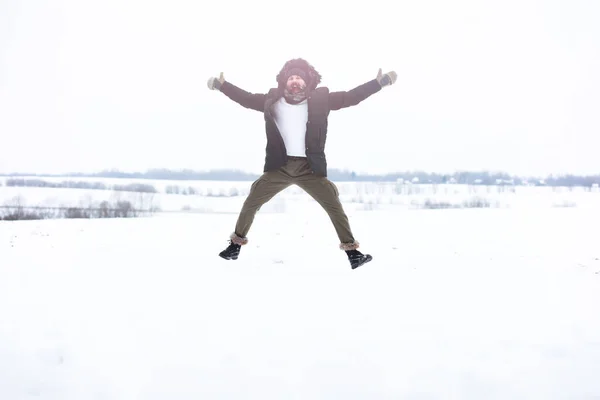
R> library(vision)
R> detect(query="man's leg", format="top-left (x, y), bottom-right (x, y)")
top-left (295, 168), bottom-right (372, 268)
top-left (230, 171), bottom-right (291, 245)
top-left (295, 174), bottom-right (359, 250)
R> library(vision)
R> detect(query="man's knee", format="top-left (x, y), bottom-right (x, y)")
top-left (241, 195), bottom-right (268, 213)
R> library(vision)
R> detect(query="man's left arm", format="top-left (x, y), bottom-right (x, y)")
top-left (329, 69), bottom-right (397, 111)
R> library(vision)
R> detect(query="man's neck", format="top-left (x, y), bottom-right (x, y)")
top-left (284, 88), bottom-right (307, 104)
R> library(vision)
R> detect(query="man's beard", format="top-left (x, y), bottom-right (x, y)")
top-left (284, 82), bottom-right (307, 103)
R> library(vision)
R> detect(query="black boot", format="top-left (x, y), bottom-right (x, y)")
top-left (219, 240), bottom-right (241, 260)
top-left (345, 249), bottom-right (373, 269)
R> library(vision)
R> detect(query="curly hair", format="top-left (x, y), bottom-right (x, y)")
top-left (276, 58), bottom-right (322, 91)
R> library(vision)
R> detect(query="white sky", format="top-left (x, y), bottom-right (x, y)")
top-left (1, 0), bottom-right (599, 176)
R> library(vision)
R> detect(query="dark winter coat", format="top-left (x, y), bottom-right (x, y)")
top-left (219, 78), bottom-right (382, 177)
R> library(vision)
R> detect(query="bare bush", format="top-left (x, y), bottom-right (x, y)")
top-left (414, 196), bottom-right (493, 210)
top-left (98, 200), bottom-right (111, 218)
top-left (166, 185), bottom-right (204, 195)
top-left (0, 200), bottom-right (151, 221)
top-left (116, 200), bottom-right (134, 217)
top-left (552, 200), bottom-right (577, 208)
top-left (1, 209), bottom-right (48, 220)
top-left (166, 185), bottom-right (180, 194)
top-left (462, 197), bottom-right (491, 208)
top-left (420, 199), bottom-right (458, 209)
top-left (112, 183), bottom-right (157, 193)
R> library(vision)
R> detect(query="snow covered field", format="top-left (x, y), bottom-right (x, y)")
top-left (1, 196), bottom-right (600, 399)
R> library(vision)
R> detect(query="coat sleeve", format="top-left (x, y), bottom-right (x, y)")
top-left (328, 79), bottom-right (382, 111)
top-left (218, 81), bottom-right (266, 112)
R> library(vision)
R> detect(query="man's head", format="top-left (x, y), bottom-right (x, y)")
top-left (276, 58), bottom-right (322, 92)
top-left (285, 67), bottom-right (308, 94)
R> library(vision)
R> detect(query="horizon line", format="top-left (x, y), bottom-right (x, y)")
top-left (1, 167), bottom-right (600, 179)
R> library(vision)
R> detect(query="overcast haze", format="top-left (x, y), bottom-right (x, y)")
top-left (1, 0), bottom-right (599, 177)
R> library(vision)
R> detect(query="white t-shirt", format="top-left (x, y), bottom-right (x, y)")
top-left (273, 97), bottom-right (308, 157)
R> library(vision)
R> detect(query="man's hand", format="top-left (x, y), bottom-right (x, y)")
top-left (207, 72), bottom-right (225, 90)
top-left (376, 68), bottom-right (397, 87)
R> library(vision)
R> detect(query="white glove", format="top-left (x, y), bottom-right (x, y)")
top-left (207, 72), bottom-right (225, 90)
top-left (376, 68), bottom-right (397, 87)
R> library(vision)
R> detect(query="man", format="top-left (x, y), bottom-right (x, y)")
top-left (207, 58), bottom-right (397, 269)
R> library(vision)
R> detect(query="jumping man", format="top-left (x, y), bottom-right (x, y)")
top-left (207, 58), bottom-right (397, 269)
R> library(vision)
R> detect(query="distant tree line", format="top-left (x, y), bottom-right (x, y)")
top-left (5, 178), bottom-right (157, 193)
top-left (5, 168), bottom-right (261, 181)
top-left (2, 169), bottom-right (599, 187)
top-left (330, 170), bottom-right (600, 186)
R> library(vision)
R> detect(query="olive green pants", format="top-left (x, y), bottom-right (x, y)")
top-left (232, 157), bottom-right (358, 248)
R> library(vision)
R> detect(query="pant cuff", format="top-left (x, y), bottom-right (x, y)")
top-left (339, 241), bottom-right (360, 250)
top-left (230, 232), bottom-right (248, 245)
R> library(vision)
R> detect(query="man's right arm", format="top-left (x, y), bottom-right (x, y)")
top-left (208, 73), bottom-right (266, 112)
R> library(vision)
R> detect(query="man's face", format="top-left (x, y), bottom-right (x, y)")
top-left (286, 75), bottom-right (306, 93)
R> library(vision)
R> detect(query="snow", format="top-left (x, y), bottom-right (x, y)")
top-left (1, 190), bottom-right (600, 399)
